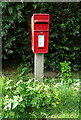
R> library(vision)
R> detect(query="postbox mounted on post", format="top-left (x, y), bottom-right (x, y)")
top-left (31, 13), bottom-right (50, 53)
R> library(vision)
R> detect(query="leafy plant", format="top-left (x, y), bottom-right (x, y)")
top-left (17, 64), bottom-right (32, 75)
top-left (2, 76), bottom-right (60, 119)
top-left (2, 69), bottom-right (80, 119)
top-left (17, 64), bottom-right (33, 81)
top-left (60, 61), bottom-right (72, 84)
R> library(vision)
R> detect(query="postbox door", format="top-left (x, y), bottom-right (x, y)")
top-left (34, 31), bottom-right (49, 53)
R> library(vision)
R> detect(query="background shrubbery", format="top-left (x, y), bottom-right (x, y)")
top-left (2, 2), bottom-right (81, 71)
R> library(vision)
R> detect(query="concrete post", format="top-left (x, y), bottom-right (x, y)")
top-left (34, 53), bottom-right (44, 82)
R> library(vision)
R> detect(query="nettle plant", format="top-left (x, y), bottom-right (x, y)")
top-left (2, 76), bottom-right (60, 119)
top-left (60, 61), bottom-right (72, 84)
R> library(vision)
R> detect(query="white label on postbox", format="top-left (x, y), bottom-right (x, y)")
top-left (38, 35), bottom-right (44, 47)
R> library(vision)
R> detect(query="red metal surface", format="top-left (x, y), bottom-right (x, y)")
top-left (31, 13), bottom-right (50, 53)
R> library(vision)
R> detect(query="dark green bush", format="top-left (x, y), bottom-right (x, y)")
top-left (2, 2), bottom-right (81, 71)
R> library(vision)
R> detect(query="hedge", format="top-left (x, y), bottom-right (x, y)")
top-left (2, 2), bottom-right (81, 71)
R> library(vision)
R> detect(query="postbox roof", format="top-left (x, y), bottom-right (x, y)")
top-left (32, 13), bottom-right (50, 22)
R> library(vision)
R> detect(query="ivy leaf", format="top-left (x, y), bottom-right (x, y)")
top-left (33, 4), bottom-right (37, 9)
top-left (61, 23), bottom-right (66, 29)
top-left (74, 47), bottom-right (80, 50)
top-left (8, 7), bottom-right (13, 15)
top-left (4, 24), bottom-right (10, 29)
top-left (8, 50), bottom-right (13, 54)
top-left (2, 2), bottom-right (7, 8)
top-left (18, 11), bottom-right (22, 17)
top-left (16, 4), bottom-right (24, 10)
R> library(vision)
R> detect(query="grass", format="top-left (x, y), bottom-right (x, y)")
top-left (1, 69), bottom-right (80, 119)
top-left (47, 81), bottom-right (79, 118)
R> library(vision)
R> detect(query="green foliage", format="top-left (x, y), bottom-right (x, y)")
top-left (17, 64), bottom-right (32, 74)
top-left (55, 84), bottom-right (79, 117)
top-left (59, 61), bottom-right (79, 85)
top-left (2, 71), bottom-right (79, 118)
top-left (2, 76), bottom-right (60, 119)
top-left (60, 61), bottom-right (71, 83)
top-left (44, 76), bottom-right (79, 118)
top-left (2, 3), bottom-right (81, 71)
top-left (17, 63), bottom-right (33, 81)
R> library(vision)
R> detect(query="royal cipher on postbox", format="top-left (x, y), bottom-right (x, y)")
top-left (31, 13), bottom-right (50, 53)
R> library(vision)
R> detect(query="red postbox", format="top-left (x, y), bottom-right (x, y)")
top-left (31, 13), bottom-right (50, 53)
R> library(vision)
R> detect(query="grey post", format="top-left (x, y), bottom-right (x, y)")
top-left (34, 53), bottom-right (44, 82)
